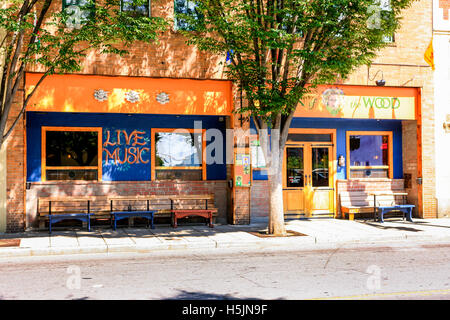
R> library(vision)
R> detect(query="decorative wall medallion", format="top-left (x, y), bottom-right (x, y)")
top-left (94, 89), bottom-right (109, 102)
top-left (156, 92), bottom-right (170, 105)
top-left (125, 90), bottom-right (140, 103)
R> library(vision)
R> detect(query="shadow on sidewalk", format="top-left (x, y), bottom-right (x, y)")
top-left (358, 220), bottom-right (423, 233)
top-left (0, 223), bottom-right (270, 241)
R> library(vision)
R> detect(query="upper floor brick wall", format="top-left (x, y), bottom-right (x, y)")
top-left (372, 0), bottom-right (432, 66)
top-left (28, 0), bottom-right (432, 80)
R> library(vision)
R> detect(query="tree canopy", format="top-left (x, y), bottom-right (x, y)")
top-left (181, 0), bottom-right (413, 128)
top-left (179, 0), bottom-right (414, 234)
top-left (0, 0), bottom-right (167, 146)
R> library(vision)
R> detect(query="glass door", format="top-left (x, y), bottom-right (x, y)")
top-left (283, 143), bottom-right (334, 218)
top-left (282, 147), bottom-right (306, 214)
top-left (308, 146), bottom-right (334, 216)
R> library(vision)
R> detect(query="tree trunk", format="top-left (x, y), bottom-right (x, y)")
top-left (267, 127), bottom-right (287, 236)
top-left (268, 151), bottom-right (286, 235)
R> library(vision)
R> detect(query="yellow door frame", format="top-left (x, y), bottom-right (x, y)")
top-left (282, 128), bottom-right (337, 218)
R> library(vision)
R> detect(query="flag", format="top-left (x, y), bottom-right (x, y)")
top-left (424, 38), bottom-right (435, 71)
top-left (226, 49), bottom-right (234, 65)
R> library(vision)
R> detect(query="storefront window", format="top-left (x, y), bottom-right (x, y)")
top-left (347, 132), bottom-right (392, 179)
top-left (154, 130), bottom-right (205, 180)
top-left (286, 147), bottom-right (304, 188)
top-left (43, 127), bottom-right (102, 181)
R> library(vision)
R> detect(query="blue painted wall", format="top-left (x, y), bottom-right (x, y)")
top-left (26, 112), bottom-right (227, 181)
top-left (252, 117), bottom-right (403, 180)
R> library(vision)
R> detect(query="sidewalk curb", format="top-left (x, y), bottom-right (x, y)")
top-left (3, 234), bottom-right (450, 258)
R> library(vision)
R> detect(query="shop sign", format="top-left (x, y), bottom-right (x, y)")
top-left (295, 86), bottom-right (416, 120)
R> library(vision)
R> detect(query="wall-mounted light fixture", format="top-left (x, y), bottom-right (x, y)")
top-left (368, 69), bottom-right (386, 86)
top-left (94, 89), bottom-right (109, 102)
top-left (125, 90), bottom-right (140, 103)
top-left (156, 92), bottom-right (170, 105)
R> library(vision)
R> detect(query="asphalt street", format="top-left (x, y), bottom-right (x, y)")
top-left (1, 240), bottom-right (450, 300)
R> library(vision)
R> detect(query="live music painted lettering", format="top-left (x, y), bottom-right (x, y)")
top-left (103, 129), bottom-right (150, 165)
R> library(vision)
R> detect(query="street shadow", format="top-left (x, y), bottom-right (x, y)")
top-left (166, 290), bottom-right (272, 300)
top-left (358, 220), bottom-right (422, 232)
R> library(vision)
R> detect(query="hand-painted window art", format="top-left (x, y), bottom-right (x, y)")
top-left (103, 129), bottom-right (150, 165)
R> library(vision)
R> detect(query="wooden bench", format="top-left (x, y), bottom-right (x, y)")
top-left (339, 191), bottom-right (415, 223)
top-left (38, 194), bottom-right (219, 231)
top-left (38, 197), bottom-right (102, 234)
top-left (169, 195), bottom-right (218, 228)
top-left (108, 196), bottom-right (157, 230)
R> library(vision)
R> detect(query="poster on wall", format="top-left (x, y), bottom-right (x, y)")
top-left (250, 139), bottom-right (267, 168)
top-left (235, 153), bottom-right (251, 187)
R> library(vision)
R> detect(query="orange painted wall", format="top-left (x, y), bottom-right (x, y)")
top-left (25, 73), bottom-right (233, 116)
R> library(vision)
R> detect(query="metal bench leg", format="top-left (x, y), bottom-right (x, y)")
top-left (407, 208), bottom-right (413, 222)
top-left (379, 209), bottom-right (385, 223)
top-left (87, 216), bottom-right (91, 232)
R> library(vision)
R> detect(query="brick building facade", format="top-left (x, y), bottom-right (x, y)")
top-left (0, 0), bottom-right (443, 233)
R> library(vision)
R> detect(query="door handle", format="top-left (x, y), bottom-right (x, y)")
top-left (304, 174), bottom-right (308, 186)
top-left (309, 175), bottom-right (312, 186)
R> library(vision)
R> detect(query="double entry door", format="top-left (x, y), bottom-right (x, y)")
top-left (282, 142), bottom-right (334, 217)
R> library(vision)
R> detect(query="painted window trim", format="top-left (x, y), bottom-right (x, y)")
top-left (151, 128), bottom-right (207, 181)
top-left (346, 131), bottom-right (393, 180)
top-left (41, 126), bottom-right (103, 182)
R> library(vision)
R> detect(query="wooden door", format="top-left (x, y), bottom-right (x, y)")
top-left (283, 143), bottom-right (334, 218)
top-left (282, 146), bottom-right (306, 215)
top-left (307, 145), bottom-right (334, 217)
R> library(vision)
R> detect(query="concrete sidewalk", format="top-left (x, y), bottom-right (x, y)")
top-left (1, 218), bottom-right (450, 258)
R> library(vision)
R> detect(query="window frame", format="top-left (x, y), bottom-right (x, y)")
top-left (41, 126), bottom-right (103, 182)
top-left (120, 0), bottom-right (151, 18)
top-left (151, 128), bottom-right (207, 181)
top-left (346, 131), bottom-right (393, 180)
